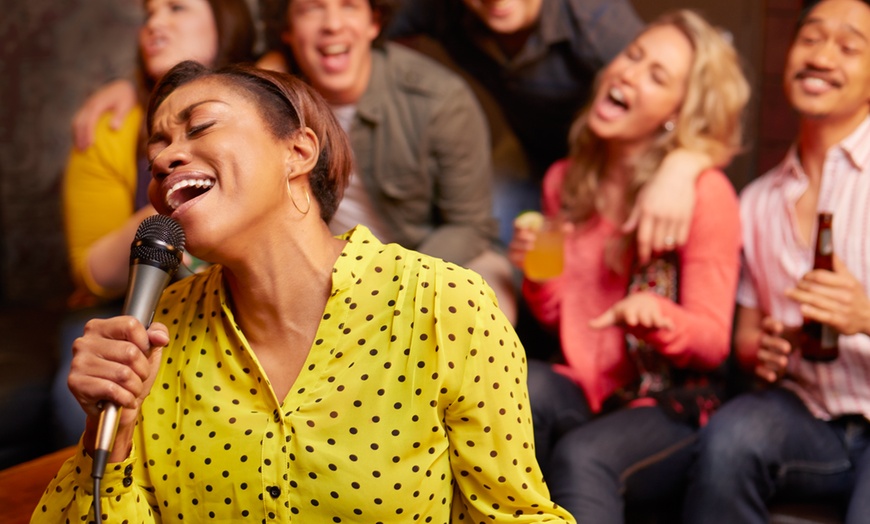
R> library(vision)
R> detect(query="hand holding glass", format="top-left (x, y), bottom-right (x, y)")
top-left (524, 218), bottom-right (564, 282)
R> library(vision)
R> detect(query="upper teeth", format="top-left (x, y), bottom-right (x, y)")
top-left (322, 44), bottom-right (348, 55)
top-left (609, 87), bottom-right (626, 104)
top-left (165, 178), bottom-right (214, 209)
top-left (803, 77), bottom-right (830, 88)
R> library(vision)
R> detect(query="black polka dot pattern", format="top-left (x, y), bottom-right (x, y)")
top-left (33, 226), bottom-right (574, 523)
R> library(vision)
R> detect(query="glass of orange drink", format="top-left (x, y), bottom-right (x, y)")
top-left (518, 212), bottom-right (564, 281)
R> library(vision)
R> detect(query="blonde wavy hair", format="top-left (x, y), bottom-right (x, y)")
top-left (560, 9), bottom-right (750, 228)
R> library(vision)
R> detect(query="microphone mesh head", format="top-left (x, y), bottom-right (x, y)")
top-left (130, 215), bottom-right (187, 272)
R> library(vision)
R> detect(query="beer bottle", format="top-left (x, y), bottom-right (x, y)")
top-left (800, 212), bottom-right (838, 362)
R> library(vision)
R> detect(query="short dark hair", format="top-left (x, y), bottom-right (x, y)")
top-left (147, 61), bottom-right (353, 222)
top-left (796, 0), bottom-right (870, 33)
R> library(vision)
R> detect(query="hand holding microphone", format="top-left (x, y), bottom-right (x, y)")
top-left (67, 215), bottom-right (185, 479)
top-left (72, 310), bottom-right (170, 453)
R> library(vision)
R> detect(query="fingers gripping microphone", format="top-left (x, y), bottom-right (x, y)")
top-left (93, 215), bottom-right (186, 481)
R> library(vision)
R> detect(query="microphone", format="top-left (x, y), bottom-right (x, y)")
top-left (92, 214), bottom-right (186, 481)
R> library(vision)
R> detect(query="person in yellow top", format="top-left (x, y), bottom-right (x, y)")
top-left (52, 0), bottom-right (256, 448)
top-left (64, 0), bottom-right (255, 300)
top-left (65, 105), bottom-right (146, 299)
top-left (34, 61), bottom-right (574, 524)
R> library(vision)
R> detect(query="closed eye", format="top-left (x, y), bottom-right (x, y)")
top-left (188, 121), bottom-right (215, 137)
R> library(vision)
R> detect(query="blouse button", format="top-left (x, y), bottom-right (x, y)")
top-left (267, 486), bottom-right (281, 498)
top-left (122, 476), bottom-right (133, 488)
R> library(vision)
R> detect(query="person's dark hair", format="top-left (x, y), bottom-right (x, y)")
top-left (795, 0), bottom-right (870, 34)
top-left (147, 60), bottom-right (353, 222)
top-left (137, 0), bottom-right (256, 99)
top-left (262, 0), bottom-right (396, 74)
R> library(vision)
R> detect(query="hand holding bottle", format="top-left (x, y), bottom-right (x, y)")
top-left (754, 316), bottom-right (795, 383)
top-left (786, 255), bottom-right (870, 339)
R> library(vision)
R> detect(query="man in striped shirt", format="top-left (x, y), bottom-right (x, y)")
top-left (684, 1), bottom-right (870, 522)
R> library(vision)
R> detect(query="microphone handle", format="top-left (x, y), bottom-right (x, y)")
top-left (93, 263), bottom-right (173, 477)
top-left (93, 405), bottom-right (121, 477)
top-left (121, 263), bottom-right (175, 328)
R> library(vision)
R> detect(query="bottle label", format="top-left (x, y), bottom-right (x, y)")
top-left (819, 228), bottom-right (833, 256)
top-left (821, 324), bottom-right (838, 349)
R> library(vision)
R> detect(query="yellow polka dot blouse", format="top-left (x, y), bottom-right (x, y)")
top-left (34, 226), bottom-right (574, 524)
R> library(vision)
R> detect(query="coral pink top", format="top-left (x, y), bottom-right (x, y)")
top-left (523, 160), bottom-right (742, 413)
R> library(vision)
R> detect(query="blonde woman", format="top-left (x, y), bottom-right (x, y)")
top-left (508, 9), bottom-right (749, 522)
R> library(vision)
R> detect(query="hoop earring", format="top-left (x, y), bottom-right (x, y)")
top-left (289, 183), bottom-right (311, 215)
top-left (663, 120), bottom-right (675, 132)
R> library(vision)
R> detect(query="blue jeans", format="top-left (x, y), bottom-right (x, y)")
top-left (528, 360), bottom-right (697, 523)
top-left (683, 387), bottom-right (870, 524)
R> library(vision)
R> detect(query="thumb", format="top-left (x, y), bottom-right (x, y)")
top-left (146, 322), bottom-right (170, 353)
top-left (589, 309), bottom-right (616, 329)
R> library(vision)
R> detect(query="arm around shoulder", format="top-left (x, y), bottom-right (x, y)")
top-left (72, 78), bottom-right (138, 151)
top-left (626, 149), bottom-right (713, 262)
top-left (644, 170), bottom-right (741, 369)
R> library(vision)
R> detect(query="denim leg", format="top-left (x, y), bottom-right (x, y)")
top-left (683, 387), bottom-right (852, 524)
top-left (545, 405), bottom-right (695, 524)
top-left (845, 418), bottom-right (870, 524)
top-left (526, 359), bottom-right (592, 475)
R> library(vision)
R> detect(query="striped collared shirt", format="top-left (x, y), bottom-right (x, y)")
top-left (738, 116), bottom-right (870, 420)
